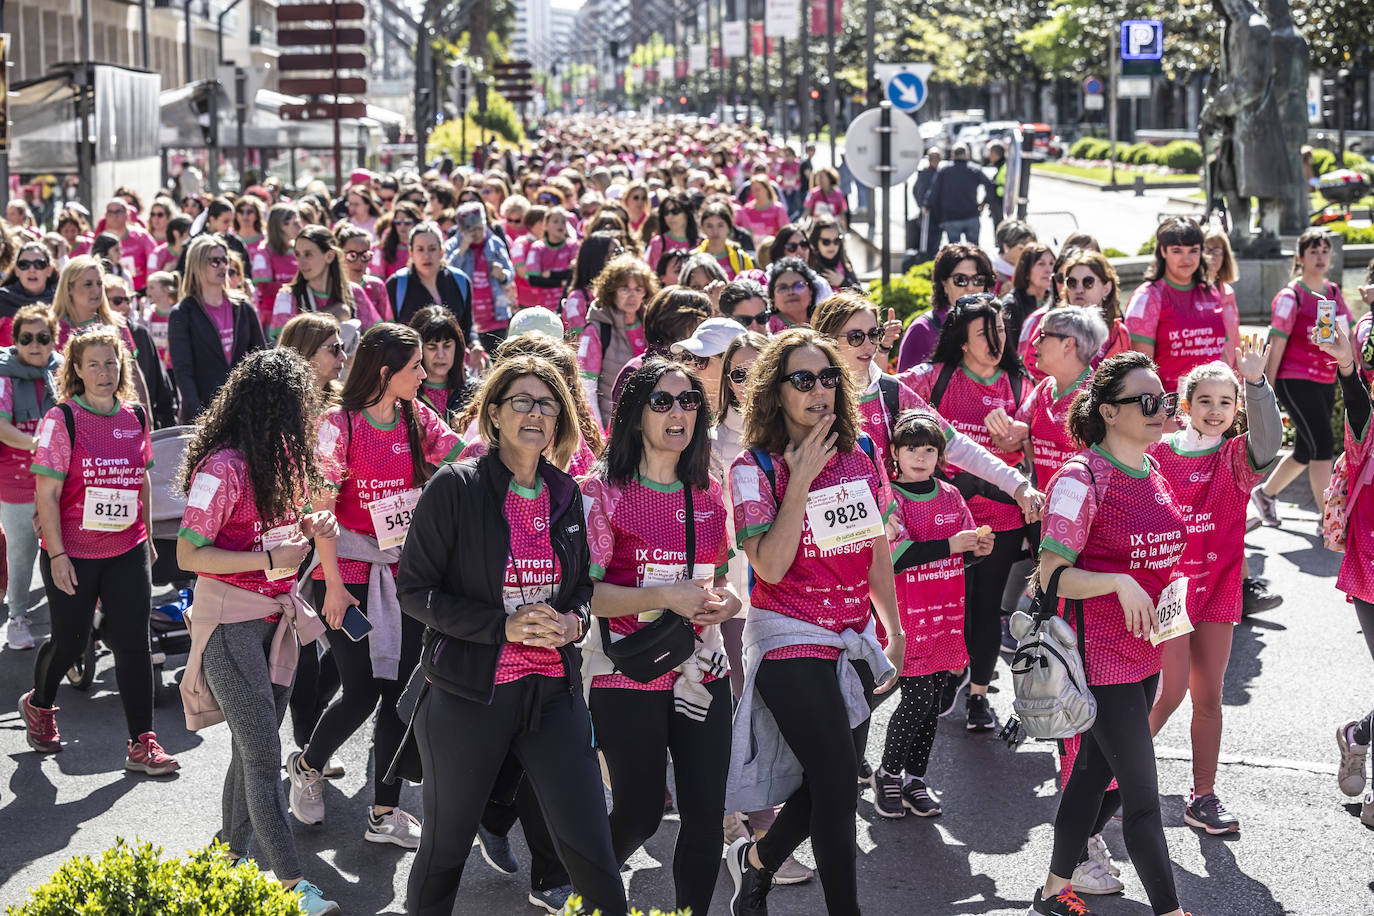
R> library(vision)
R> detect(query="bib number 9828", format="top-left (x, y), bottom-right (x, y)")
top-left (824, 501), bottom-right (869, 527)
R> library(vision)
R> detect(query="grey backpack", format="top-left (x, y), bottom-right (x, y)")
top-left (1008, 564), bottom-right (1097, 740)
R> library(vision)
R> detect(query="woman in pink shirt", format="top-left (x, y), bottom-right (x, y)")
top-left (252, 203), bottom-right (303, 329)
top-left (735, 177), bottom-right (790, 242)
top-left (374, 202), bottom-right (422, 280)
top-left (335, 224), bottom-right (390, 327)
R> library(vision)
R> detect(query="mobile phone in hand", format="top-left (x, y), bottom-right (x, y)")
top-left (341, 605), bottom-right (372, 642)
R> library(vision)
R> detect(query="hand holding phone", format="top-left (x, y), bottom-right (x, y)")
top-left (340, 604), bottom-right (372, 642)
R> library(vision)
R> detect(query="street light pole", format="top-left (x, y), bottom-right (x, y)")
top-left (825, 0), bottom-right (835, 165)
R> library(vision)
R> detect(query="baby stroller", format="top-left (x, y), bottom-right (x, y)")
top-left (66, 425), bottom-right (198, 697)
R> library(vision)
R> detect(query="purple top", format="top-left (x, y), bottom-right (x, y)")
top-left (896, 304), bottom-right (952, 372)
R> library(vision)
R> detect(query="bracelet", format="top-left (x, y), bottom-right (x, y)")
top-left (49, 551), bottom-right (66, 561)
top-left (1339, 361), bottom-right (1355, 373)
top-left (265, 549), bottom-right (274, 571)
top-left (876, 343), bottom-right (893, 353)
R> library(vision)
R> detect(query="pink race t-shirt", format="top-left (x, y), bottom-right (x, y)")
top-left (178, 448), bottom-right (302, 599)
top-left (355, 275), bottom-right (391, 325)
top-left (58, 320), bottom-right (139, 361)
top-left (1039, 447), bottom-right (1187, 685)
top-left (1148, 432), bottom-right (1268, 625)
top-left (494, 479), bottom-right (565, 684)
top-left (32, 399), bottom-right (151, 559)
top-left (581, 475), bottom-right (731, 690)
top-left (525, 238), bottom-right (579, 313)
top-left (0, 375), bottom-right (47, 503)
top-left (1016, 370), bottom-right (1091, 489)
top-left (730, 446), bottom-right (901, 660)
top-left (1270, 280), bottom-right (1352, 384)
top-left (1124, 279), bottom-right (1228, 393)
top-left (804, 188), bottom-right (847, 217)
top-left (735, 203), bottom-right (789, 239)
top-left (891, 480), bottom-right (972, 677)
top-left (251, 248), bottom-right (298, 328)
top-left (856, 376), bottom-right (953, 463)
top-left (314, 401), bottom-right (463, 583)
top-left (145, 309), bottom-right (172, 369)
top-left (1338, 415), bottom-right (1374, 603)
top-left (470, 249), bottom-right (500, 334)
top-left (644, 233), bottom-right (692, 270)
top-left (577, 320), bottom-right (647, 385)
top-left (904, 363), bottom-right (1025, 531)
top-left (205, 296), bottom-right (236, 360)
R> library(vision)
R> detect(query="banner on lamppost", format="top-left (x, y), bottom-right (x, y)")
top-left (750, 22), bottom-right (774, 55)
top-left (765, 0), bottom-right (799, 37)
top-left (576, 75), bottom-right (588, 93)
top-left (722, 21), bottom-right (747, 58)
top-left (809, 0), bottom-right (841, 35)
top-left (676, 58), bottom-right (689, 78)
top-left (631, 65), bottom-right (642, 85)
top-left (660, 56), bottom-right (675, 79)
top-left (689, 43), bottom-right (707, 72)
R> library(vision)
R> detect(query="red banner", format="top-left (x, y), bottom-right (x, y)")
top-left (616, 73), bottom-right (626, 90)
top-left (562, 79), bottom-right (571, 95)
top-left (646, 68), bottom-right (658, 83)
top-left (590, 76), bottom-right (599, 90)
top-left (750, 23), bottom-right (774, 55)
top-left (810, 0), bottom-right (841, 35)
top-left (676, 59), bottom-right (688, 78)
top-left (711, 47), bottom-right (722, 67)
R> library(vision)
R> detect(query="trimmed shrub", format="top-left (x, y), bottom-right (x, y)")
top-left (1130, 143), bottom-right (1159, 166)
top-left (867, 260), bottom-right (934, 326)
top-left (1327, 221), bottom-right (1374, 244)
top-left (468, 90), bottom-right (525, 144)
top-left (1070, 138), bottom-right (1111, 160)
top-left (1103, 247), bottom-right (1129, 258)
top-left (1307, 147), bottom-right (1364, 177)
top-left (1159, 140), bottom-right (1204, 172)
top-left (1138, 238), bottom-right (1159, 256)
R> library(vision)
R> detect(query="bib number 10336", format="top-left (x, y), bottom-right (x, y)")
top-left (805, 481), bottom-right (882, 552)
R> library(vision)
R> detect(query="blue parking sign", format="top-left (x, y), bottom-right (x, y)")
top-left (1121, 19), bottom-right (1163, 61)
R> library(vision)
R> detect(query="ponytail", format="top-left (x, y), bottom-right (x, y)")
top-left (1067, 350), bottom-right (1154, 447)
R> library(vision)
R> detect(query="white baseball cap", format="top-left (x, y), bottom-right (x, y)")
top-left (507, 306), bottom-right (565, 341)
top-left (672, 317), bottom-right (747, 358)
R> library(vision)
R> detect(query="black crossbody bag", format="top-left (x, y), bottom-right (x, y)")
top-left (600, 484), bottom-right (699, 682)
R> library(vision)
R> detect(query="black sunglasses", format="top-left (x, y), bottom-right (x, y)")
top-left (677, 353), bottom-right (712, 371)
top-left (733, 309), bottom-right (772, 327)
top-left (818, 234), bottom-right (844, 246)
top-left (663, 205), bottom-right (683, 216)
top-left (647, 389), bottom-right (703, 412)
top-left (107, 296), bottom-right (129, 307)
top-left (949, 272), bottom-right (991, 288)
top-left (842, 327), bottom-right (884, 348)
top-left (1065, 276), bottom-right (1098, 290)
top-left (783, 240), bottom-right (810, 253)
top-left (16, 259), bottom-right (49, 271)
top-left (1107, 391), bottom-right (1179, 418)
top-left (728, 365), bottom-right (752, 384)
top-left (318, 341), bottom-right (346, 356)
top-left (780, 366), bottom-right (843, 391)
top-left (15, 332), bottom-right (52, 346)
top-left (207, 256), bottom-right (229, 268)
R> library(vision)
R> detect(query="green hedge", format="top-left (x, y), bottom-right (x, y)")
top-left (6, 839), bottom-right (304, 916)
top-left (468, 90), bottom-right (525, 144)
top-left (1310, 148), bottom-right (1369, 176)
top-left (1070, 137), bottom-right (1111, 160)
top-left (1327, 221), bottom-right (1374, 244)
top-left (1158, 140), bottom-right (1203, 172)
top-left (867, 260), bottom-right (934, 326)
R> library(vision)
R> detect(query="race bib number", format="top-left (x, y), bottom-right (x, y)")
top-left (638, 562), bottom-right (714, 622)
top-left (813, 202), bottom-right (834, 217)
top-left (149, 321), bottom-right (169, 351)
top-left (1149, 576), bottom-right (1193, 646)
top-left (805, 482), bottom-right (882, 552)
top-left (368, 489), bottom-right (422, 550)
top-left (82, 486), bottom-right (138, 531)
top-left (261, 524), bottom-right (300, 581)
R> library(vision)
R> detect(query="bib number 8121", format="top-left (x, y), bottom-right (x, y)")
top-left (824, 501), bottom-right (868, 527)
top-left (94, 502), bottom-right (130, 519)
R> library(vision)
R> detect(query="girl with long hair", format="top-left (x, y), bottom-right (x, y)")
top-left (175, 348), bottom-right (341, 916)
top-left (252, 203), bottom-right (303, 327)
top-left (578, 253), bottom-right (658, 425)
top-left (335, 223), bottom-right (390, 328)
top-left (643, 193), bottom-right (699, 270)
top-left (409, 305), bottom-right (478, 425)
top-left (525, 206), bottom-right (580, 317)
top-left (269, 226), bottom-right (374, 340)
top-left (376, 201), bottom-right (422, 280)
top-left (692, 201), bottom-right (754, 280)
top-left (1019, 250), bottom-right (1129, 379)
top-left (233, 195), bottom-right (266, 252)
top-left (562, 231), bottom-right (623, 340)
top-left (807, 215), bottom-right (860, 291)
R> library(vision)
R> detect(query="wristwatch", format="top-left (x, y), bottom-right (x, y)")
top-left (570, 606), bottom-right (591, 642)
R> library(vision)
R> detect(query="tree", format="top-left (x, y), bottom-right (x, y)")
top-left (1014, 0), bottom-right (1219, 82)
top-left (1291, 0), bottom-right (1372, 70)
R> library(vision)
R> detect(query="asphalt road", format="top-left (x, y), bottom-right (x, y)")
top-left (0, 474), bottom-right (1369, 915)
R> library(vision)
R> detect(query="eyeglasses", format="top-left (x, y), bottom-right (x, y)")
top-left (207, 256), bottom-right (229, 268)
top-left (1064, 276), bottom-right (1098, 291)
top-left (236, 206), bottom-right (256, 215)
top-left (728, 365), bottom-right (753, 384)
top-left (344, 249), bottom-right (372, 262)
top-left (1034, 330), bottom-right (1071, 344)
top-left (841, 327), bottom-right (884, 348)
top-left (677, 353), bottom-right (712, 371)
top-left (647, 389), bottom-right (703, 412)
top-left (1106, 391), bottom-right (1179, 418)
top-left (16, 332), bottom-right (52, 346)
top-left (16, 259), bottom-right (49, 271)
top-left (733, 309), bottom-right (772, 328)
top-left (663, 206), bottom-right (683, 216)
top-left (780, 366), bottom-right (843, 391)
top-left (318, 341), bottom-right (346, 356)
top-left (500, 394), bottom-right (563, 416)
top-left (818, 235), bottom-right (844, 246)
top-left (783, 240), bottom-right (810, 253)
top-left (776, 280), bottom-right (809, 295)
top-left (949, 273), bottom-right (991, 288)
top-left (107, 296), bottom-right (129, 307)
top-left (395, 218), bottom-right (417, 227)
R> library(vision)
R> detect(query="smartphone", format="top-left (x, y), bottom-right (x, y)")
top-left (341, 605), bottom-right (372, 642)
top-left (1316, 298), bottom-right (1336, 342)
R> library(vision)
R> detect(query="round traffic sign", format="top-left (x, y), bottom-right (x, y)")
top-left (842, 107), bottom-right (923, 188)
top-left (1083, 76), bottom-right (1104, 95)
top-left (885, 71), bottom-right (927, 113)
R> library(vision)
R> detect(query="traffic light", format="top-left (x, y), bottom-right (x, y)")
top-left (809, 89), bottom-right (819, 100)
top-left (450, 63), bottom-right (472, 115)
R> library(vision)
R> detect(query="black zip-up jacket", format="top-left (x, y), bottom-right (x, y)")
top-left (397, 450), bottom-right (593, 703)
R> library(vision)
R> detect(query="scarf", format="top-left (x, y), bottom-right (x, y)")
top-left (0, 348), bottom-right (59, 424)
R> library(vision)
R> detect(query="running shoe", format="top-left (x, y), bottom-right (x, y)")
top-left (126, 732), bottom-right (180, 776)
top-left (1336, 721), bottom-right (1369, 797)
top-left (901, 778), bottom-right (943, 817)
top-left (287, 750), bottom-right (325, 825)
top-left (365, 807), bottom-right (421, 848)
top-left (1086, 833), bottom-right (1119, 877)
top-left (771, 855), bottom-right (813, 885)
top-left (966, 693), bottom-right (995, 731)
top-left (1250, 485), bottom-right (1280, 527)
top-left (322, 755), bottom-right (345, 779)
top-left (872, 768), bottom-right (905, 818)
top-left (1183, 792), bottom-right (1240, 834)
top-left (726, 838), bottom-right (773, 916)
top-left (1245, 511), bottom-right (1262, 533)
top-left (857, 757), bottom-right (874, 786)
top-left (19, 690), bottom-right (60, 753)
top-left (293, 880), bottom-right (340, 916)
top-left (1069, 856), bottom-right (1123, 895)
top-left (528, 885), bottom-right (572, 913)
top-left (938, 668), bottom-right (970, 718)
top-left (475, 822), bottom-right (518, 874)
top-left (7, 615), bottom-right (34, 650)
top-left (1028, 885), bottom-right (1094, 915)
top-left (1362, 796), bottom-right (1374, 829)
top-left (1241, 579), bottom-right (1283, 617)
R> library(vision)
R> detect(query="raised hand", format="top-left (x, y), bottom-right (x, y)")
top-left (1233, 333), bottom-right (1269, 384)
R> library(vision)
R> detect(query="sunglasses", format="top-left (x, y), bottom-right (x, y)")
top-left (378, 195), bottom-right (396, 205)
top-left (818, 235), bottom-right (844, 246)
top-left (733, 309), bottom-right (772, 327)
top-left (318, 341), bottom-right (346, 356)
top-left (949, 273), bottom-right (991, 288)
top-left (501, 394), bottom-right (563, 416)
top-left (841, 327), bottom-right (884, 348)
top-left (1107, 391), bottom-right (1179, 418)
top-left (783, 240), bottom-right (810, 253)
top-left (776, 280), bottom-right (809, 295)
top-left (647, 389), bottom-right (703, 412)
top-left (16, 332), bottom-right (52, 346)
top-left (395, 218), bottom-right (417, 227)
top-left (236, 206), bottom-right (256, 215)
top-left (537, 194), bottom-right (561, 204)
top-left (16, 259), bottom-right (49, 271)
top-left (107, 296), bottom-right (129, 307)
top-left (677, 353), bottom-right (712, 371)
top-left (1064, 276), bottom-right (1098, 291)
top-left (728, 365), bottom-right (753, 384)
top-left (105, 208), bottom-right (125, 216)
top-left (207, 256), bottom-right (229, 268)
top-left (663, 206), bottom-right (683, 216)
top-left (780, 366), bottom-right (843, 391)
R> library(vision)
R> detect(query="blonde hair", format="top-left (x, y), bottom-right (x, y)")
top-left (58, 326), bottom-right (137, 402)
top-left (1203, 227), bottom-right (1238, 285)
top-left (52, 256), bottom-right (115, 328)
top-left (181, 234), bottom-right (247, 306)
top-left (476, 355), bottom-right (580, 470)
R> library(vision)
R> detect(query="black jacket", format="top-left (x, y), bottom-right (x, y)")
top-left (925, 160), bottom-right (995, 223)
top-left (386, 267), bottom-right (473, 334)
top-left (129, 320), bottom-right (176, 428)
top-left (167, 293), bottom-right (267, 422)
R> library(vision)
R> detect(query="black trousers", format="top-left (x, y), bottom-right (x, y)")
top-left (304, 580), bottom-right (423, 807)
top-left (880, 672), bottom-right (948, 777)
top-left (480, 754), bottom-right (568, 892)
top-left (34, 543), bottom-right (153, 740)
top-left (288, 642), bottom-right (340, 749)
top-left (754, 657), bottom-right (875, 916)
top-left (407, 676), bottom-right (625, 916)
top-left (590, 678), bottom-right (732, 915)
top-left (1050, 674), bottom-right (1179, 914)
top-left (964, 528), bottom-right (1024, 686)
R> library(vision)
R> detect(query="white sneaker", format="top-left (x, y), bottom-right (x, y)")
top-left (7, 616), bottom-right (34, 650)
top-left (322, 755), bottom-right (345, 779)
top-left (287, 750), bottom-right (325, 825)
top-left (1071, 855), bottom-right (1124, 895)
top-left (1086, 832), bottom-right (1120, 877)
top-left (365, 806), bottom-right (422, 848)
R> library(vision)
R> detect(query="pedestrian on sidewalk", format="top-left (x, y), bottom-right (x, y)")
top-left (925, 144), bottom-right (995, 247)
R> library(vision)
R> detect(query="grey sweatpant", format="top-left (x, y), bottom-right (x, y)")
top-left (200, 618), bottom-right (300, 881)
top-left (2, 499), bottom-right (38, 619)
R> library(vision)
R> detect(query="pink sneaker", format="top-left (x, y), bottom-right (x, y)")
top-left (19, 690), bottom-right (61, 753)
top-left (126, 731), bottom-right (180, 776)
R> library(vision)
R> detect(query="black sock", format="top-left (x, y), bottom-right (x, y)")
top-left (1356, 714), bottom-right (1373, 746)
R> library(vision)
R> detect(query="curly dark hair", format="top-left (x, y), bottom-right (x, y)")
top-left (176, 348), bottom-right (326, 524)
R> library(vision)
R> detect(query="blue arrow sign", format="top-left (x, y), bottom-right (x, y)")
top-left (886, 71), bottom-right (926, 113)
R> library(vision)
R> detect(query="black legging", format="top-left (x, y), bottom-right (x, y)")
top-left (1050, 674), bottom-right (1179, 915)
top-left (480, 755), bottom-right (568, 892)
top-left (1351, 600), bottom-right (1374, 744)
top-left (754, 657), bottom-right (876, 916)
top-left (964, 527), bottom-right (1025, 686)
top-left (289, 643), bottom-right (340, 749)
top-left (33, 544), bottom-right (153, 740)
top-left (304, 580), bottom-right (423, 808)
top-left (590, 678), bottom-right (732, 915)
top-left (408, 676), bottom-right (626, 916)
top-left (880, 672), bottom-right (948, 777)
top-left (1274, 377), bottom-right (1336, 463)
